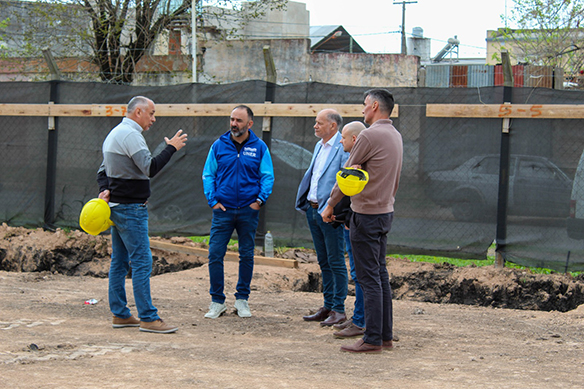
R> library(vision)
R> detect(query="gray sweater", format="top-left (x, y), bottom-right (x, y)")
top-left (97, 117), bottom-right (176, 203)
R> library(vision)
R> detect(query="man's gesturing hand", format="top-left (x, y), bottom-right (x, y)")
top-left (165, 129), bottom-right (188, 151)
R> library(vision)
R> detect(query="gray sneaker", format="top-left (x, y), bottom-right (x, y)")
top-left (234, 299), bottom-right (252, 318)
top-left (204, 302), bottom-right (227, 319)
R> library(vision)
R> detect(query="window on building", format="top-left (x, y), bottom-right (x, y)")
top-left (169, 30), bottom-right (181, 55)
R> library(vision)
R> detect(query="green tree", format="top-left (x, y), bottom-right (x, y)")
top-left (1, 0), bottom-right (287, 84)
top-left (0, 17), bottom-right (8, 54)
top-left (494, 0), bottom-right (584, 77)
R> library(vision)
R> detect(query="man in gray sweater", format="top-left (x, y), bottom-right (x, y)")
top-left (97, 96), bottom-right (187, 334)
top-left (322, 89), bottom-right (403, 353)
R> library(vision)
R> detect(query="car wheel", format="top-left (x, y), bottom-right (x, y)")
top-left (451, 191), bottom-right (485, 222)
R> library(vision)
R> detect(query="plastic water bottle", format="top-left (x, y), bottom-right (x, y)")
top-left (264, 231), bottom-right (274, 257)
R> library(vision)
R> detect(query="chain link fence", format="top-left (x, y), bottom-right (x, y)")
top-left (2, 81), bottom-right (584, 272)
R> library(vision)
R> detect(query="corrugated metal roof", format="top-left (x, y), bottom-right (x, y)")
top-left (450, 65), bottom-right (468, 88)
top-left (425, 65), bottom-right (450, 88)
top-left (424, 64), bottom-right (556, 88)
top-left (467, 65), bottom-right (494, 87)
top-left (309, 26), bottom-right (339, 41)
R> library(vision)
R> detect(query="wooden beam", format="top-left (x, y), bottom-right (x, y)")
top-left (0, 103), bottom-right (398, 118)
top-left (0, 104), bottom-right (50, 116)
top-left (10, 101), bottom-right (584, 119)
top-left (427, 104), bottom-right (584, 119)
top-left (149, 239), bottom-right (299, 269)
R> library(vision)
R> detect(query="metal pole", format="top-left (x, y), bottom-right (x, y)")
top-left (191, 0), bottom-right (198, 83)
top-left (400, 2), bottom-right (407, 54)
top-left (44, 83), bottom-right (59, 230)
top-left (256, 46), bottom-right (277, 247)
top-left (42, 48), bottom-right (61, 230)
top-left (495, 50), bottom-right (513, 268)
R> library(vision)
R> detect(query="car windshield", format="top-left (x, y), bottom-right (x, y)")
top-left (469, 156), bottom-right (516, 176)
top-left (470, 156), bottom-right (499, 175)
top-left (518, 160), bottom-right (558, 180)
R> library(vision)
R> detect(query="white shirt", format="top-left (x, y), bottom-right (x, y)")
top-left (307, 136), bottom-right (335, 203)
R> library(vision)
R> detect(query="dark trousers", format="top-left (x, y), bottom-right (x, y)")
top-left (305, 206), bottom-right (347, 313)
top-left (349, 212), bottom-right (394, 346)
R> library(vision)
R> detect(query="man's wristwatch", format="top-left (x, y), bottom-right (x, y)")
top-left (256, 198), bottom-right (264, 207)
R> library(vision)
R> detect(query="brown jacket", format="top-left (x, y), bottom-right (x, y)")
top-left (328, 119), bottom-right (402, 215)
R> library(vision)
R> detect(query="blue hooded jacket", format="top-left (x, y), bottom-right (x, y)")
top-left (202, 130), bottom-right (274, 209)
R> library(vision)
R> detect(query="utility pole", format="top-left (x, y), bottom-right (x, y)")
top-left (394, 1), bottom-right (417, 55)
top-left (191, 0), bottom-right (198, 82)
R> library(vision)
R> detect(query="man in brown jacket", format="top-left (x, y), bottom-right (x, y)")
top-left (322, 89), bottom-right (403, 353)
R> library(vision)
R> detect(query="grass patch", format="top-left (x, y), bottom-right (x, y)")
top-left (392, 254), bottom-right (494, 268)
top-left (189, 235), bottom-right (238, 249)
top-left (392, 253), bottom-right (580, 276)
top-left (189, 236), bottom-right (579, 276)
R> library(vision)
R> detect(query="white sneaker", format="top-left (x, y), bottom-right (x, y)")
top-left (204, 302), bottom-right (227, 319)
top-left (234, 299), bottom-right (252, 318)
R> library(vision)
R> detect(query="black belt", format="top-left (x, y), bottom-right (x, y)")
top-left (309, 201), bottom-right (318, 209)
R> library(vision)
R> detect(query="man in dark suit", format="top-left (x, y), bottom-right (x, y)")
top-left (295, 109), bottom-right (349, 327)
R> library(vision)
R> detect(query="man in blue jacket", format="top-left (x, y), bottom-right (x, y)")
top-left (295, 109), bottom-right (349, 327)
top-left (202, 105), bottom-right (274, 319)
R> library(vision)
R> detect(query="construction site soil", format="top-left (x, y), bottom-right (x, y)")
top-left (0, 224), bottom-right (583, 388)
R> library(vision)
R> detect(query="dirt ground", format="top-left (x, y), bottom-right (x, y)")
top-left (1, 224), bottom-right (584, 388)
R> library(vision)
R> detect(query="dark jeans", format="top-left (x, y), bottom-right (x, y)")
top-left (208, 206), bottom-right (260, 304)
top-left (349, 211), bottom-right (393, 346)
top-left (344, 228), bottom-right (364, 328)
top-left (306, 206), bottom-right (348, 313)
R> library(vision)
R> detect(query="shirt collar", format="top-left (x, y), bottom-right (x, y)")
top-left (122, 117), bottom-right (143, 132)
top-left (320, 132), bottom-right (337, 147)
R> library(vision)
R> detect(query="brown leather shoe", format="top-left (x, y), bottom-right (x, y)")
top-left (333, 318), bottom-right (353, 330)
top-left (333, 322), bottom-right (365, 338)
top-left (382, 340), bottom-right (393, 350)
top-left (139, 319), bottom-right (178, 334)
top-left (320, 311), bottom-right (347, 327)
top-left (112, 315), bottom-right (140, 328)
top-left (340, 338), bottom-right (382, 354)
top-left (303, 307), bottom-right (330, 322)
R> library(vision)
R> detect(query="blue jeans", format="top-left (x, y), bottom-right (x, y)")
top-left (344, 228), bottom-right (365, 328)
top-left (108, 203), bottom-right (159, 322)
top-left (208, 206), bottom-right (259, 304)
top-left (306, 206), bottom-right (347, 313)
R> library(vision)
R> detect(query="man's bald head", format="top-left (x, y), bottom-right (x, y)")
top-left (340, 121), bottom-right (366, 152)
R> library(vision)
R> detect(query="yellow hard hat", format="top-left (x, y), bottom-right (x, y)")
top-left (336, 168), bottom-right (369, 196)
top-left (79, 198), bottom-right (114, 235)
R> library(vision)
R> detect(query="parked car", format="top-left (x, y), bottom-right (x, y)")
top-left (426, 154), bottom-right (572, 221)
top-left (568, 149), bottom-right (584, 239)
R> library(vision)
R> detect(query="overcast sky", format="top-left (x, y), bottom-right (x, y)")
top-left (298, 0), bottom-right (513, 58)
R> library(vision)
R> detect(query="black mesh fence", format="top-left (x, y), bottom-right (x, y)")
top-left (0, 82), bottom-right (50, 226)
top-left (2, 81), bottom-right (584, 272)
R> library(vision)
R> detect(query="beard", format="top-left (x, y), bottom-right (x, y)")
top-left (231, 126), bottom-right (247, 138)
